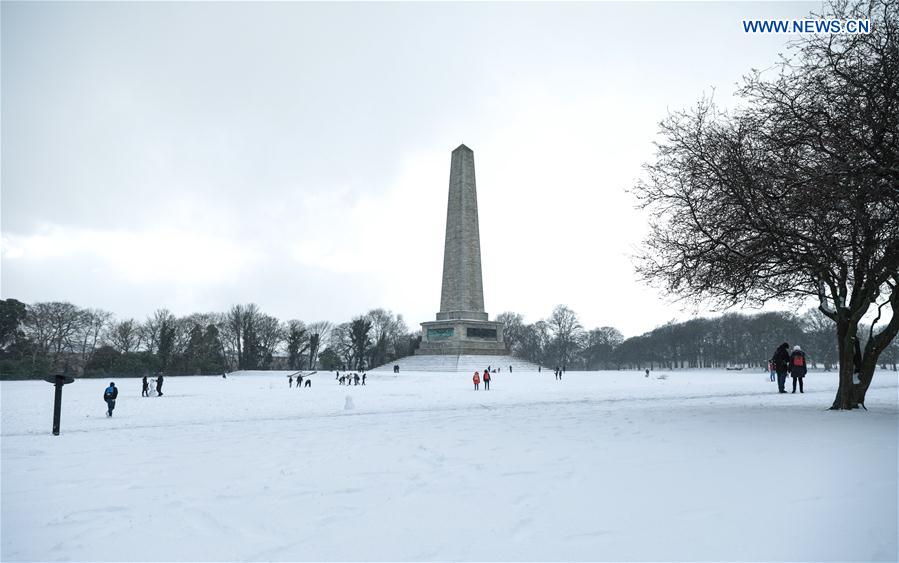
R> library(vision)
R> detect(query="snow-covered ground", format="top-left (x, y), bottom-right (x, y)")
top-left (2, 368), bottom-right (897, 561)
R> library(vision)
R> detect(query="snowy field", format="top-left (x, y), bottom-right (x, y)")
top-left (2, 368), bottom-right (897, 562)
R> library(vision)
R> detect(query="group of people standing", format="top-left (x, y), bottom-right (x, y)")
top-left (769, 343), bottom-right (808, 393)
top-left (288, 373), bottom-right (312, 388)
top-left (336, 371), bottom-right (366, 386)
top-left (472, 370), bottom-right (491, 390)
top-left (141, 374), bottom-right (164, 397)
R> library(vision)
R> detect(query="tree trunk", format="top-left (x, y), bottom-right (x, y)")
top-left (830, 319), bottom-right (858, 410)
top-left (853, 333), bottom-right (894, 406)
top-left (830, 317), bottom-right (894, 410)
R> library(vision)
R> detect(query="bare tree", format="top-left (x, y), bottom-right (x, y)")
top-left (256, 314), bottom-right (285, 368)
top-left (141, 309), bottom-right (175, 354)
top-left (74, 308), bottom-right (112, 365)
top-left (306, 321), bottom-right (332, 369)
top-left (496, 312), bottom-right (526, 353)
top-left (330, 323), bottom-right (353, 369)
top-left (220, 304), bottom-right (265, 370)
top-left (581, 326), bottom-right (624, 370)
top-left (633, 0), bottom-right (899, 409)
top-left (108, 319), bottom-right (141, 353)
top-left (364, 309), bottom-right (408, 367)
top-left (24, 302), bottom-right (83, 370)
top-left (546, 305), bottom-right (584, 368)
top-left (517, 320), bottom-right (552, 365)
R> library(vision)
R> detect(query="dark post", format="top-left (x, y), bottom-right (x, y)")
top-left (52, 380), bottom-right (63, 435)
top-left (45, 369), bottom-right (75, 436)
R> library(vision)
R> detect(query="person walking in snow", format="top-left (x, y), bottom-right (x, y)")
top-left (289, 374), bottom-right (293, 388)
top-left (296, 373), bottom-right (304, 389)
top-left (768, 360), bottom-right (776, 382)
top-left (789, 345), bottom-right (807, 393)
top-left (103, 382), bottom-right (118, 417)
top-left (141, 375), bottom-right (149, 397)
top-left (771, 342), bottom-right (790, 393)
top-left (483, 370), bottom-right (491, 390)
top-left (362, 373), bottom-right (366, 386)
top-left (155, 374), bottom-right (164, 396)
top-left (473, 371), bottom-right (480, 390)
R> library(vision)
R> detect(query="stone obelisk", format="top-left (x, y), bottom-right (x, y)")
top-left (438, 145), bottom-right (487, 321)
top-left (419, 144), bottom-right (506, 356)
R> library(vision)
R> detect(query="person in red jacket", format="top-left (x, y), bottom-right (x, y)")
top-left (473, 371), bottom-right (480, 390)
top-left (483, 370), bottom-right (491, 390)
top-left (789, 345), bottom-right (808, 393)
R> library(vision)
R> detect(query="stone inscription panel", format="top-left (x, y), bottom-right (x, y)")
top-left (466, 327), bottom-right (497, 339)
top-left (428, 328), bottom-right (455, 340)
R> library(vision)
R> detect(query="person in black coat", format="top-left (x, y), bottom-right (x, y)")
top-left (141, 375), bottom-right (149, 397)
top-left (771, 342), bottom-right (791, 393)
top-left (156, 374), bottom-right (164, 396)
top-left (103, 382), bottom-right (118, 416)
top-left (789, 345), bottom-right (808, 393)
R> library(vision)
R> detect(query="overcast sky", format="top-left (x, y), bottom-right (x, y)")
top-left (2, 1), bottom-right (818, 337)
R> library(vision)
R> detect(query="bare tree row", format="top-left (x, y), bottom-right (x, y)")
top-left (495, 305), bottom-right (898, 372)
top-left (0, 299), bottom-right (412, 378)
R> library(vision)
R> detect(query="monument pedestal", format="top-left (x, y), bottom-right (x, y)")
top-left (418, 319), bottom-right (507, 356)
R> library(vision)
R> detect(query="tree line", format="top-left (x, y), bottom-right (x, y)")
top-left (2, 298), bottom-right (895, 380)
top-left (0, 299), bottom-right (414, 379)
top-left (497, 305), bottom-right (898, 372)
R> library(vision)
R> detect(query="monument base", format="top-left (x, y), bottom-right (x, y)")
top-left (418, 319), bottom-right (508, 356)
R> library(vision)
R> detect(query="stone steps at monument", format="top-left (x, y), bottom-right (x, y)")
top-left (371, 354), bottom-right (544, 373)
